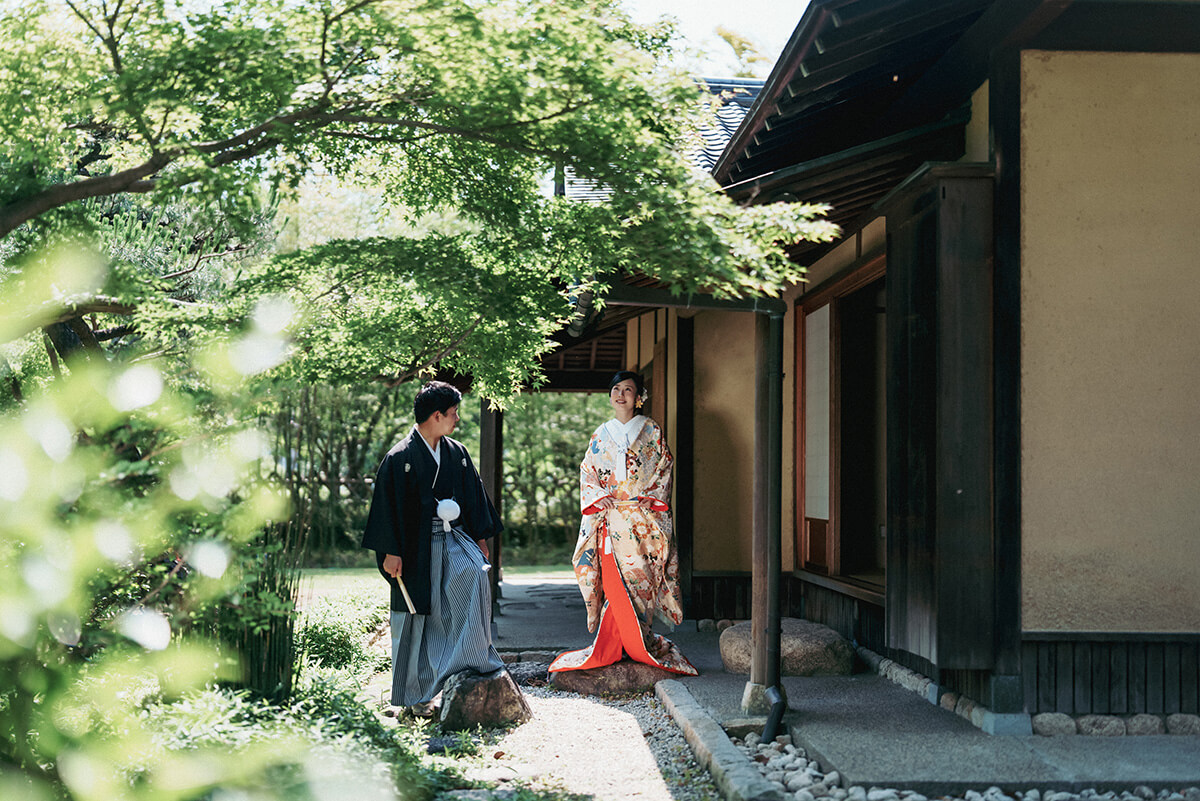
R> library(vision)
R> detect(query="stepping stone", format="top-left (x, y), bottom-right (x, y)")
top-left (548, 659), bottom-right (676, 696)
top-left (506, 661), bottom-right (549, 686)
top-left (719, 618), bottom-right (854, 676)
top-left (439, 668), bottom-right (532, 731)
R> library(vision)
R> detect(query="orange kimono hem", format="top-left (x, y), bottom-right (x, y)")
top-left (548, 546), bottom-right (696, 675)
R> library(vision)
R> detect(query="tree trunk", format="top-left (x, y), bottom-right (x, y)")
top-left (0, 354), bottom-right (22, 403)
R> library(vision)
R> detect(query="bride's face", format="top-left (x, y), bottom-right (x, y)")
top-left (610, 379), bottom-right (638, 417)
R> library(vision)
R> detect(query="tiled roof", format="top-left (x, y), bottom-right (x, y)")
top-left (562, 77), bottom-right (767, 204)
top-left (688, 78), bottom-right (764, 173)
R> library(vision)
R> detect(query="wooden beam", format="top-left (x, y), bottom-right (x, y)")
top-left (886, 0), bottom-right (1072, 128)
top-left (603, 282), bottom-right (786, 315)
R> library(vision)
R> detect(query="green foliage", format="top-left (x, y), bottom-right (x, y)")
top-left (503, 391), bottom-right (611, 527)
top-left (242, 233), bottom-right (569, 397)
top-left (139, 677), bottom-right (440, 800)
top-left (1, 0), bottom-right (838, 402)
top-left (298, 593), bottom-right (390, 674)
top-left (0, 250), bottom-right (320, 800)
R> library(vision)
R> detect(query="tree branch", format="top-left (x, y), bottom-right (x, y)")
top-left (0, 153), bottom-right (169, 239)
top-left (380, 315), bottom-right (483, 387)
top-left (5, 299), bottom-right (136, 346)
top-left (335, 115), bottom-right (555, 157)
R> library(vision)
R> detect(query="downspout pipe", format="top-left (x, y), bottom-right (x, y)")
top-left (765, 309), bottom-right (784, 695)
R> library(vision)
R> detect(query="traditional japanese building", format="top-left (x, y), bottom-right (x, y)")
top-left (523, 0), bottom-right (1200, 728)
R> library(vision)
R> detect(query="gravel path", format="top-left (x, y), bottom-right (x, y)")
top-left (426, 667), bottom-right (720, 801)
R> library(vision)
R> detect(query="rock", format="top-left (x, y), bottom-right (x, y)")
top-left (940, 692), bottom-right (959, 712)
top-left (795, 792), bottom-right (815, 801)
top-left (720, 618), bottom-right (854, 676)
top-left (505, 661), bottom-right (549, 687)
top-left (717, 619), bottom-right (736, 632)
top-left (723, 717), bottom-right (770, 739)
top-left (1132, 789), bottom-right (1155, 801)
top-left (1032, 713), bottom-right (1078, 736)
top-left (1167, 714), bottom-right (1200, 735)
top-left (548, 659), bottom-right (676, 696)
top-left (868, 789), bottom-right (899, 801)
top-left (848, 788), bottom-right (868, 801)
top-left (954, 695), bottom-right (977, 721)
top-left (499, 652), bottom-right (521, 664)
top-left (439, 669), bottom-right (532, 731)
top-left (825, 771), bottom-right (841, 787)
top-left (426, 735), bottom-right (467, 754)
top-left (1077, 714), bottom-right (1125, 736)
top-left (518, 650), bottom-right (558, 663)
top-left (698, 619), bottom-right (716, 632)
top-left (788, 775), bottom-right (816, 791)
top-left (1126, 714), bottom-right (1165, 736)
top-left (984, 786), bottom-right (1012, 801)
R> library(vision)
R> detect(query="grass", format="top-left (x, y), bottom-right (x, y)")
top-left (500, 564), bottom-right (573, 578)
top-left (297, 565), bottom-right (575, 608)
top-left (297, 567), bottom-right (381, 609)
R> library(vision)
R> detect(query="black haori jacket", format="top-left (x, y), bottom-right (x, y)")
top-left (361, 430), bottom-right (502, 614)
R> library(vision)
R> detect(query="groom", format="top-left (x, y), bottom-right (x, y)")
top-left (361, 380), bottom-right (504, 715)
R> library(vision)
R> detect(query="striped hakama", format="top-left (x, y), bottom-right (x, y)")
top-left (389, 518), bottom-right (504, 706)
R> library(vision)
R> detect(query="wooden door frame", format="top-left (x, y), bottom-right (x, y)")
top-left (794, 252), bottom-right (886, 578)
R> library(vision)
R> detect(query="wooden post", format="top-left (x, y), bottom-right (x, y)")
top-left (743, 311), bottom-right (785, 714)
top-left (479, 401), bottom-right (504, 610)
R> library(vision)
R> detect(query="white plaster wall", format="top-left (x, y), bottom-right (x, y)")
top-left (1020, 50), bottom-right (1200, 632)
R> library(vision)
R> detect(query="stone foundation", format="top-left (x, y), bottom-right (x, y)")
top-left (857, 645), bottom-right (1200, 737)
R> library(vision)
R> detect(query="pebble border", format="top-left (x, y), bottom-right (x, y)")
top-left (855, 645), bottom-right (1200, 737)
top-left (730, 731), bottom-right (1200, 801)
top-left (658, 679), bottom-right (786, 801)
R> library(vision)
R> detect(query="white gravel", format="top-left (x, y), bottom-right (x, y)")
top-left (445, 683), bottom-right (721, 801)
top-left (733, 732), bottom-right (1200, 801)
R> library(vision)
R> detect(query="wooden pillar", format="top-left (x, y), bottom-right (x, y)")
top-left (743, 310), bottom-right (785, 714)
top-left (480, 401), bottom-right (504, 606)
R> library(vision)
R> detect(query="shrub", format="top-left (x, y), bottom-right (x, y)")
top-left (298, 594), bottom-right (390, 674)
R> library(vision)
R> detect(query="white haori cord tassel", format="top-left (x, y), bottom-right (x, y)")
top-left (436, 498), bottom-right (460, 532)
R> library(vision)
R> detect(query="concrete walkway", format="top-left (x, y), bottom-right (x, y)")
top-left (495, 575), bottom-right (1200, 800)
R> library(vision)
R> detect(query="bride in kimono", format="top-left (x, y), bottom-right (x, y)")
top-left (549, 371), bottom-right (697, 676)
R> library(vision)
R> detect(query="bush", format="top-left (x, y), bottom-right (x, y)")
top-left (298, 594), bottom-right (390, 674)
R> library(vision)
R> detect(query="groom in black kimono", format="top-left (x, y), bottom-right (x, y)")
top-left (361, 380), bottom-right (505, 714)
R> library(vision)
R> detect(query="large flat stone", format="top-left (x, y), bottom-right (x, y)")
top-left (720, 618), bottom-right (854, 676)
top-left (549, 659), bottom-right (677, 696)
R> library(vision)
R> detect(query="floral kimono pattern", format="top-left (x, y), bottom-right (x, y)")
top-left (549, 416), bottom-right (696, 676)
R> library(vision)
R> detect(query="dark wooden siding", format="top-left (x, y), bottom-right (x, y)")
top-left (688, 573), bottom-right (752, 620)
top-left (1022, 635), bottom-right (1200, 715)
top-left (784, 575), bottom-right (886, 656)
